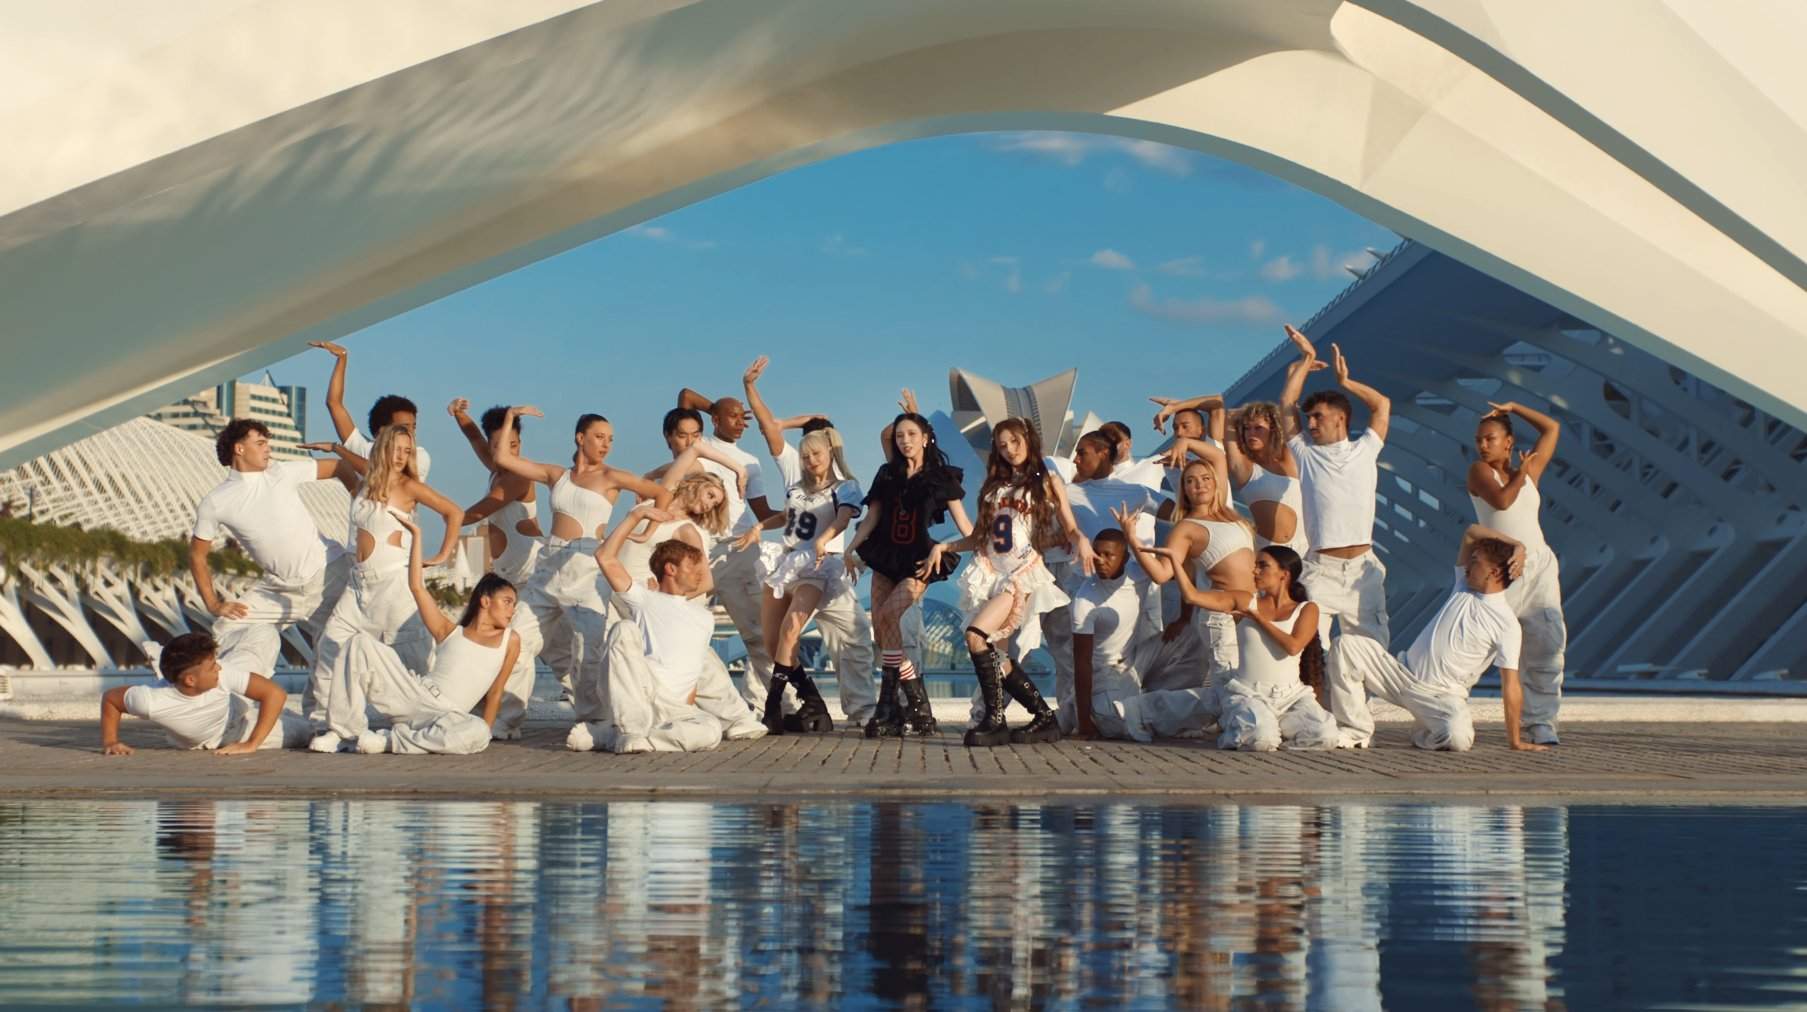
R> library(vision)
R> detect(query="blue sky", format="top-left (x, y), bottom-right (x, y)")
top-left (264, 130), bottom-right (1395, 508)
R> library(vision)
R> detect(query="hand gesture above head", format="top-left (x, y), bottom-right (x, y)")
top-left (743, 356), bottom-right (770, 385)
top-left (513, 405), bottom-right (544, 419)
top-left (899, 389), bottom-right (920, 415)
top-left (1330, 343), bottom-right (1352, 385)
top-left (309, 340), bottom-right (348, 358)
top-left (1284, 324), bottom-right (1316, 360)
top-left (1149, 396), bottom-right (1177, 433)
top-left (447, 398), bottom-right (470, 418)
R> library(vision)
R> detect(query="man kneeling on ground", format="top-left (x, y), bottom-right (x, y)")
top-left (1328, 524), bottom-right (1548, 752)
top-left (100, 632), bottom-right (309, 755)
top-left (568, 503), bottom-right (761, 753)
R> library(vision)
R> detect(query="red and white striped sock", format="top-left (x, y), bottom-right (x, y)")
top-left (881, 649), bottom-right (905, 672)
top-left (897, 658), bottom-right (919, 682)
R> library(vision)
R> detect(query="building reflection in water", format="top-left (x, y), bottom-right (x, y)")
top-left (0, 799), bottom-right (1804, 1007)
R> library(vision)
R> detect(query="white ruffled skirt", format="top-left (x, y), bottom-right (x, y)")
top-left (955, 552), bottom-right (1069, 653)
top-left (758, 542), bottom-right (853, 600)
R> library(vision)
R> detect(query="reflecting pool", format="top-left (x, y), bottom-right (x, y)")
top-left (0, 801), bottom-right (1801, 1008)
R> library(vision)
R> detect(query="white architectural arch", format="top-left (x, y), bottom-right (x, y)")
top-left (3, 0), bottom-right (1803, 469)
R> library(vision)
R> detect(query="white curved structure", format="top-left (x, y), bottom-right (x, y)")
top-left (3, 0), bottom-right (1803, 468)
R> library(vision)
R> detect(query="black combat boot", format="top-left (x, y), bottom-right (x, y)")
top-left (899, 675), bottom-right (937, 736)
top-left (1003, 669), bottom-right (1062, 744)
top-left (865, 667), bottom-right (903, 738)
top-left (963, 641), bottom-right (1012, 748)
top-left (785, 669), bottom-right (836, 733)
top-left (762, 666), bottom-right (792, 735)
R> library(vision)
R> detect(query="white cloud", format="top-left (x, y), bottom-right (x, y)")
top-left (1113, 139), bottom-right (1192, 176)
top-left (1090, 248), bottom-right (1136, 271)
top-left (628, 224), bottom-right (714, 251)
top-left (990, 132), bottom-right (1191, 177)
top-left (1157, 256), bottom-right (1207, 278)
top-left (632, 225), bottom-right (672, 240)
top-left (1129, 283), bottom-right (1282, 325)
top-left (989, 133), bottom-right (1092, 166)
top-left (1249, 239), bottom-right (1267, 259)
top-left (1259, 255), bottom-right (1302, 282)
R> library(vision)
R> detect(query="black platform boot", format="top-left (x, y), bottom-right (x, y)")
top-left (762, 666), bottom-right (792, 735)
top-left (963, 643), bottom-right (1012, 748)
top-left (865, 667), bottom-right (903, 738)
top-left (785, 669), bottom-right (836, 733)
top-left (899, 675), bottom-right (937, 736)
top-left (1003, 669), bottom-right (1062, 744)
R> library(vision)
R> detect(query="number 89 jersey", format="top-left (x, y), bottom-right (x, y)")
top-left (980, 483), bottom-right (1042, 573)
top-left (774, 443), bottom-right (863, 552)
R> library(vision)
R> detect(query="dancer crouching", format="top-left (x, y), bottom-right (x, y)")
top-left (847, 401), bottom-right (970, 737)
top-left (317, 511), bottom-right (521, 755)
top-left (1216, 546), bottom-right (1337, 751)
top-left (923, 419), bottom-right (1093, 747)
top-left (100, 633), bottom-right (309, 755)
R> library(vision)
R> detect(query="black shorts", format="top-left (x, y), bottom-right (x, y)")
top-left (857, 540), bottom-right (958, 586)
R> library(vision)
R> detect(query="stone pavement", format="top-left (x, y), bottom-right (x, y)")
top-left (5, 719), bottom-right (1806, 803)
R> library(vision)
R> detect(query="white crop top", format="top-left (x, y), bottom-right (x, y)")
top-left (1240, 463), bottom-right (1308, 556)
top-left (1184, 517), bottom-right (1254, 579)
top-left (549, 471), bottom-right (614, 543)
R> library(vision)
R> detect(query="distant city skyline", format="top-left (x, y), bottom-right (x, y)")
top-left (250, 131), bottom-right (1393, 509)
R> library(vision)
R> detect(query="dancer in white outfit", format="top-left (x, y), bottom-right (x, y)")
top-left (189, 420), bottom-right (352, 678)
top-left (736, 356), bottom-right (862, 734)
top-left (1216, 546), bottom-right (1337, 751)
top-left (1470, 400), bottom-right (1566, 745)
top-left (321, 511), bottom-right (523, 755)
top-left (449, 400), bottom-right (544, 584)
top-left (1278, 325), bottom-right (1393, 644)
top-left (313, 340), bottom-right (433, 480)
top-left (1328, 525), bottom-right (1546, 752)
top-left (568, 505), bottom-right (749, 753)
top-left (305, 426), bottom-right (464, 748)
top-left (99, 632), bottom-right (309, 754)
top-left (923, 417), bottom-right (1093, 747)
top-left (1069, 530), bottom-right (1148, 740)
top-left (487, 406), bottom-right (673, 737)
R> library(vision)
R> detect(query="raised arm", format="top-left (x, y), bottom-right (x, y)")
top-left (677, 387), bottom-right (716, 412)
top-left (1220, 406), bottom-right (1253, 486)
top-left (592, 504), bottom-right (646, 594)
top-left (448, 398), bottom-right (497, 472)
top-left (1331, 343), bottom-right (1390, 442)
top-left (310, 340), bottom-right (357, 441)
top-left (740, 356), bottom-right (787, 458)
top-left (608, 466), bottom-right (674, 512)
top-left (1490, 401), bottom-right (1559, 483)
top-left (488, 406), bottom-right (563, 486)
top-left (299, 441), bottom-right (369, 480)
top-left (393, 510), bottom-right (457, 642)
top-left (1149, 393), bottom-right (1223, 434)
top-left (1459, 523), bottom-right (1526, 580)
top-left (1118, 503), bottom-right (1192, 585)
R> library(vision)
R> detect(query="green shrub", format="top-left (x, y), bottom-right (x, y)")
top-left (0, 517), bottom-right (259, 580)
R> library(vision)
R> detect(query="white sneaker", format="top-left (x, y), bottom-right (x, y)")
top-left (1525, 725), bottom-right (1561, 746)
top-left (355, 730), bottom-right (389, 754)
top-left (565, 723), bottom-right (596, 753)
top-left (492, 725), bottom-right (522, 742)
top-left (308, 732), bottom-right (343, 754)
top-left (1335, 731), bottom-right (1371, 750)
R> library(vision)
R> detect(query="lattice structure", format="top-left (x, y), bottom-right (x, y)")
top-left (1225, 242), bottom-right (1807, 681)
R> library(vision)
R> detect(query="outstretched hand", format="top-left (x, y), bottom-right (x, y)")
top-left (1284, 324), bottom-right (1315, 359)
top-left (743, 356), bottom-right (770, 386)
top-left (1109, 503), bottom-right (1142, 541)
top-left (214, 741), bottom-right (260, 757)
top-left (512, 405), bottom-right (544, 419)
top-left (309, 340), bottom-right (348, 358)
top-left (1487, 401), bottom-right (1521, 417)
top-left (298, 441), bottom-right (339, 454)
top-left (899, 388), bottom-right (920, 415)
top-left (1331, 343), bottom-right (1351, 385)
top-left (1149, 396), bottom-right (1177, 433)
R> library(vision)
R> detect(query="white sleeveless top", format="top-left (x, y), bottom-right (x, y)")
top-left (489, 498), bottom-right (540, 578)
top-left (619, 518), bottom-right (710, 587)
top-left (1241, 463), bottom-right (1308, 556)
top-left (424, 627), bottom-right (509, 711)
top-left (1184, 517), bottom-right (1254, 582)
top-left (549, 471), bottom-right (613, 545)
top-left (348, 496), bottom-right (410, 578)
top-left (1470, 468), bottom-right (1546, 553)
top-left (1235, 604), bottom-right (1308, 691)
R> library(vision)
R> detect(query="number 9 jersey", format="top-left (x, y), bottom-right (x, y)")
top-left (979, 483), bottom-right (1042, 575)
top-left (774, 443), bottom-right (863, 552)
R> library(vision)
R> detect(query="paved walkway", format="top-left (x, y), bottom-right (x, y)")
top-left (5, 719), bottom-right (1806, 802)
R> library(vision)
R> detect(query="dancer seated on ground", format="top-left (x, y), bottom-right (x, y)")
top-left (1215, 546), bottom-right (1337, 752)
top-left (1327, 524), bottom-right (1544, 752)
top-left (100, 632), bottom-right (309, 755)
top-left (567, 503), bottom-right (744, 754)
top-left (1070, 529), bottom-right (1149, 741)
top-left (313, 511), bottom-right (522, 755)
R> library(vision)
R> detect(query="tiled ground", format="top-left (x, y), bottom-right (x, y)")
top-left (7, 720), bottom-right (1806, 802)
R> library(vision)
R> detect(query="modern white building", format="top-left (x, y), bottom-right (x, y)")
top-left (148, 372), bottom-right (311, 461)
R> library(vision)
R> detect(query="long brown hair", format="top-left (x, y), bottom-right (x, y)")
top-left (975, 418), bottom-right (1058, 548)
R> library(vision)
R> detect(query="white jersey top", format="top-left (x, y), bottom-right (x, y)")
top-left (1235, 604), bottom-right (1308, 691)
top-left (1240, 462), bottom-right (1308, 556)
top-left (619, 518), bottom-right (711, 587)
top-left (1072, 575), bottom-right (1142, 670)
top-left (423, 627), bottom-right (509, 712)
top-left (1403, 568), bottom-right (1523, 690)
top-left (979, 483), bottom-right (1044, 574)
top-left (615, 581), bottom-right (714, 702)
top-left (345, 428), bottom-right (431, 482)
top-left (773, 443), bottom-right (862, 552)
top-left (702, 435), bottom-right (768, 539)
top-left (123, 665), bottom-right (255, 749)
top-left (1470, 468), bottom-right (1547, 554)
top-left (1289, 429), bottom-right (1383, 552)
top-left (1052, 478), bottom-right (1159, 575)
top-left (192, 461), bottom-right (335, 585)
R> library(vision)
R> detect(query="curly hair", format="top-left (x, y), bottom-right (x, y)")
top-left (674, 472), bottom-right (730, 536)
top-left (215, 419), bottom-right (271, 467)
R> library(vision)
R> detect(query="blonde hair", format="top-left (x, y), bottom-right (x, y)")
top-left (361, 424), bottom-right (418, 505)
top-left (797, 428), bottom-right (853, 493)
top-left (1177, 458), bottom-right (1252, 532)
top-left (674, 472), bottom-right (730, 536)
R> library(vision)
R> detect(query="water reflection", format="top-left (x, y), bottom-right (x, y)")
top-left (0, 800), bottom-right (1800, 1008)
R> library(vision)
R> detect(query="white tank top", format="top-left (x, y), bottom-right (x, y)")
top-left (1184, 516), bottom-right (1254, 582)
top-left (1470, 468), bottom-right (1546, 553)
top-left (549, 471), bottom-right (613, 544)
top-left (1241, 463), bottom-right (1308, 556)
top-left (424, 627), bottom-right (509, 712)
top-left (1235, 604), bottom-right (1308, 691)
top-left (619, 519), bottom-right (707, 587)
top-left (489, 498), bottom-right (540, 576)
top-left (348, 496), bottom-right (410, 577)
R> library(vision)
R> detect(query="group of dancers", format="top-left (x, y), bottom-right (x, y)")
top-left (100, 325), bottom-right (1567, 757)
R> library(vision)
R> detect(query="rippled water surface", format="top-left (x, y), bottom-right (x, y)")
top-left (0, 801), bottom-right (1802, 1009)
